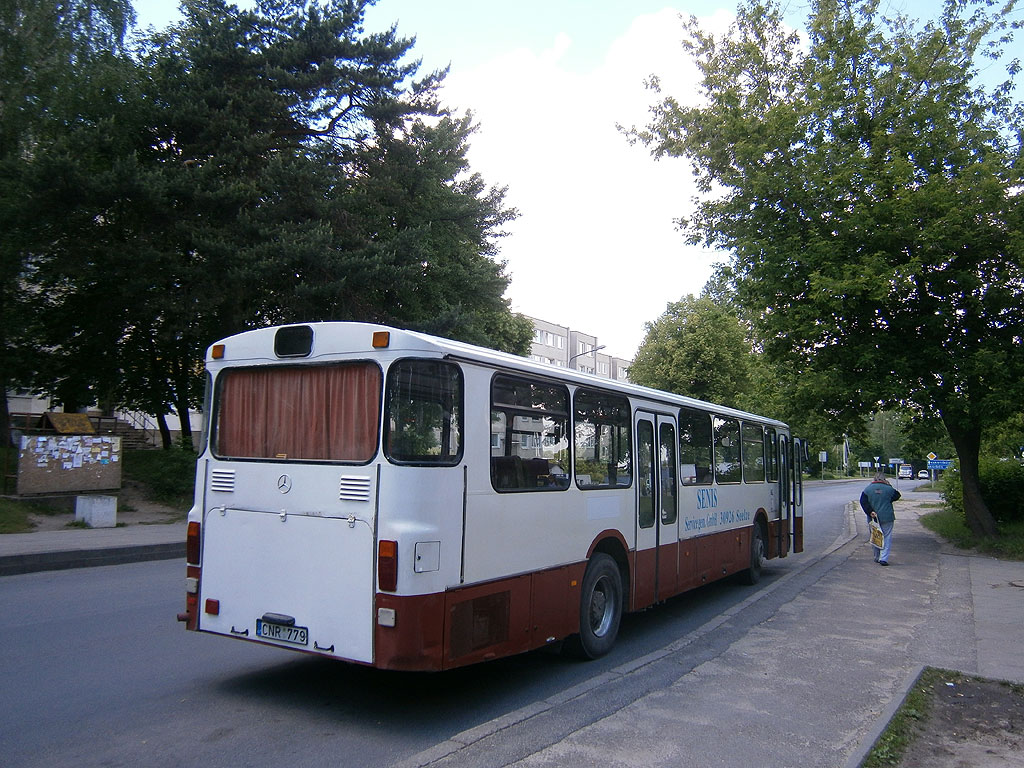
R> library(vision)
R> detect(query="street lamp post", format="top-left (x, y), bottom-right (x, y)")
top-left (567, 344), bottom-right (605, 369)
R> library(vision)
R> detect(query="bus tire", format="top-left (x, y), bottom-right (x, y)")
top-left (567, 553), bottom-right (623, 660)
top-left (741, 522), bottom-right (766, 585)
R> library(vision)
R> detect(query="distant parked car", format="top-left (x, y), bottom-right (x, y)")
top-left (918, 469), bottom-right (929, 479)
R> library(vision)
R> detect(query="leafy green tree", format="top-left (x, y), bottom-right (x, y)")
top-left (130, 0), bottom-right (528, 426)
top-left (863, 410), bottom-right (908, 466)
top-left (983, 411), bottom-right (1024, 460)
top-left (0, 0), bottom-right (134, 444)
top-left (263, 110), bottom-right (529, 351)
top-left (899, 413), bottom-right (955, 468)
top-left (636, 0), bottom-right (1023, 536)
top-left (13, 0), bottom-right (527, 447)
top-left (629, 288), bottom-right (839, 457)
top-left (629, 294), bottom-right (753, 406)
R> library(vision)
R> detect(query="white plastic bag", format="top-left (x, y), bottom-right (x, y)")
top-left (869, 520), bottom-right (884, 548)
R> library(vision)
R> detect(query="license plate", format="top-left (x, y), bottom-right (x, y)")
top-left (256, 619), bottom-right (308, 646)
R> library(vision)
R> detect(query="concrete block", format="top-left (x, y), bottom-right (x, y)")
top-left (75, 495), bottom-right (117, 528)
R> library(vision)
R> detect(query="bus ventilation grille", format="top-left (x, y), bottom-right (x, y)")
top-left (339, 475), bottom-right (372, 502)
top-left (450, 592), bottom-right (510, 660)
top-left (210, 469), bottom-right (236, 493)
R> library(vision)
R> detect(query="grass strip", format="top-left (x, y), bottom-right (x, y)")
top-left (919, 508), bottom-right (1024, 560)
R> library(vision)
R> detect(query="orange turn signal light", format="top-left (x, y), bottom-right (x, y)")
top-left (372, 331), bottom-right (390, 348)
top-left (211, 344), bottom-right (225, 359)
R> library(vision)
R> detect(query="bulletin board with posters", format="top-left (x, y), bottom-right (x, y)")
top-left (15, 434), bottom-right (122, 495)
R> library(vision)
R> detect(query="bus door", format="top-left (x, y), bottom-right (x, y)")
top-left (634, 412), bottom-right (679, 608)
top-left (778, 435), bottom-right (791, 558)
top-left (792, 437), bottom-right (805, 553)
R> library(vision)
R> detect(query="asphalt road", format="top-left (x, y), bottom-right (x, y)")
top-left (0, 481), bottom-right (866, 768)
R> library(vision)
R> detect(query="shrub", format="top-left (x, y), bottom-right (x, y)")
top-left (942, 457), bottom-right (1024, 525)
top-left (941, 467), bottom-right (963, 517)
top-left (123, 447), bottom-right (197, 506)
top-left (982, 458), bottom-right (1024, 524)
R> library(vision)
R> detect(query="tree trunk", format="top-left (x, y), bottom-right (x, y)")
top-left (175, 398), bottom-right (193, 451)
top-left (1, 386), bottom-right (10, 449)
top-left (157, 413), bottom-right (173, 450)
top-left (170, 358), bottom-right (195, 451)
top-left (943, 417), bottom-right (998, 538)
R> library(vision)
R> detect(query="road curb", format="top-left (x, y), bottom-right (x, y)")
top-left (844, 665), bottom-right (926, 768)
top-left (0, 542), bottom-right (184, 577)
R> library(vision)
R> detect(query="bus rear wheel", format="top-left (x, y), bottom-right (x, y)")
top-left (567, 553), bottom-right (623, 659)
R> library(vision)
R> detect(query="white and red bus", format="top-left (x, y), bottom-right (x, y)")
top-left (179, 323), bottom-right (805, 670)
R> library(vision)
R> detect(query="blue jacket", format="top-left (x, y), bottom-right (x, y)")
top-left (860, 481), bottom-right (901, 524)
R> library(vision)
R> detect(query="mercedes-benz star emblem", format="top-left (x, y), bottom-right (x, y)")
top-left (277, 474), bottom-right (292, 493)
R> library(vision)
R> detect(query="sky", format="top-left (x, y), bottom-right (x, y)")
top-left (131, 0), bottom-right (963, 359)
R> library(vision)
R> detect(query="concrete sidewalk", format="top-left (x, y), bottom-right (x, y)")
top-left (0, 520), bottom-right (185, 576)
top-left (2, 493), bottom-right (1022, 767)
top-left (400, 494), bottom-right (1024, 768)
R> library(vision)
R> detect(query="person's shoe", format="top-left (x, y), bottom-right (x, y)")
top-left (878, 561), bottom-right (889, 566)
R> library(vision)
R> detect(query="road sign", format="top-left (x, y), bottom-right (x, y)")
top-left (928, 459), bottom-right (953, 470)
top-left (927, 452), bottom-right (937, 460)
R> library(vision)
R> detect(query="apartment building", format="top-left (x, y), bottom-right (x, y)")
top-left (526, 316), bottom-right (631, 382)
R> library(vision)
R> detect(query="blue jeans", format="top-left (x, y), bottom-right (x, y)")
top-left (873, 521), bottom-right (894, 563)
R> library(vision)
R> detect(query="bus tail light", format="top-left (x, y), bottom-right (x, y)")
top-left (378, 540), bottom-right (398, 592)
top-left (186, 521), bottom-right (201, 565)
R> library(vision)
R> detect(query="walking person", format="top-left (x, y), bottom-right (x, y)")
top-left (860, 470), bottom-right (900, 565)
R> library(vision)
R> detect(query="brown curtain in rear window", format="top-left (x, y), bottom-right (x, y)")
top-left (216, 363), bottom-right (381, 461)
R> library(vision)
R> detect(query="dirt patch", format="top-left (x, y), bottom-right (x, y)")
top-left (26, 479), bottom-right (186, 531)
top-left (897, 671), bottom-right (1024, 767)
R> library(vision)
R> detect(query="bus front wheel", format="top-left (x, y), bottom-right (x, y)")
top-left (567, 553), bottom-right (623, 659)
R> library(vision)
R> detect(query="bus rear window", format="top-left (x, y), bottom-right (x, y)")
top-left (215, 362), bottom-right (381, 462)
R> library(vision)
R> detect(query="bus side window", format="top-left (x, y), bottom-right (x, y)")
top-left (678, 407), bottom-right (712, 485)
top-left (765, 428), bottom-right (779, 482)
top-left (742, 422), bottom-right (765, 483)
top-left (574, 389), bottom-right (632, 490)
top-left (713, 416), bottom-right (742, 484)
top-left (384, 360), bottom-right (463, 465)
top-left (490, 375), bottom-right (569, 492)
